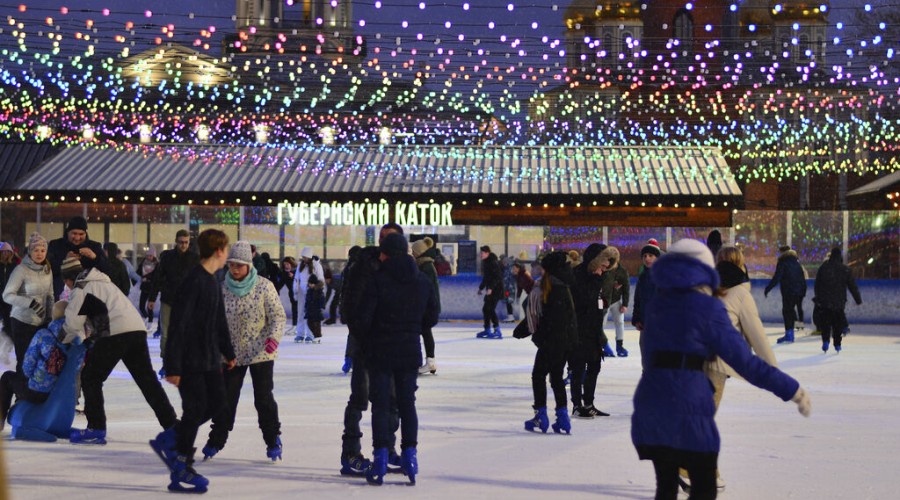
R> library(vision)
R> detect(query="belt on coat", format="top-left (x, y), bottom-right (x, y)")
top-left (651, 351), bottom-right (705, 371)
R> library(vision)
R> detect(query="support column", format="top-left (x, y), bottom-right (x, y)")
top-left (786, 211), bottom-right (793, 248)
top-left (842, 211), bottom-right (849, 265)
top-left (132, 204), bottom-right (139, 266)
top-left (36, 202), bottom-right (42, 234)
top-left (602, 226), bottom-right (608, 245)
top-left (239, 206), bottom-right (245, 241)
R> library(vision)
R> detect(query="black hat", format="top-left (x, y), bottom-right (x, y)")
top-left (379, 232), bottom-right (409, 258)
top-left (308, 274), bottom-right (320, 285)
top-left (778, 245), bottom-right (792, 253)
top-left (480, 245), bottom-right (491, 253)
top-left (540, 251), bottom-right (568, 276)
top-left (67, 216), bottom-right (88, 233)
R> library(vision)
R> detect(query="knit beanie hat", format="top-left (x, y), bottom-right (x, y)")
top-left (60, 255), bottom-right (84, 280)
top-left (540, 251), bottom-right (569, 276)
top-left (145, 245), bottom-right (157, 258)
top-left (480, 245), bottom-right (491, 253)
top-left (0, 242), bottom-right (12, 253)
top-left (27, 232), bottom-right (48, 252)
top-left (778, 245), bottom-right (792, 253)
top-left (380, 233), bottom-right (409, 258)
top-left (411, 236), bottom-right (433, 258)
top-left (667, 239), bottom-right (715, 272)
top-left (66, 216), bottom-right (88, 233)
top-left (641, 239), bottom-right (661, 258)
top-left (300, 246), bottom-right (313, 259)
top-left (227, 240), bottom-right (253, 266)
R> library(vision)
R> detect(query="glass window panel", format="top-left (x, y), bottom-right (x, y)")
top-left (792, 211), bottom-right (843, 278)
top-left (284, 225), bottom-right (323, 261)
top-left (733, 211), bottom-right (788, 278)
top-left (243, 224), bottom-right (282, 258)
top-left (508, 227), bottom-right (544, 263)
top-left (849, 211), bottom-right (900, 279)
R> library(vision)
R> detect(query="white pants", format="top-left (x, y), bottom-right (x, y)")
top-left (603, 299), bottom-right (626, 341)
top-left (512, 292), bottom-right (527, 321)
top-left (294, 289), bottom-right (312, 339)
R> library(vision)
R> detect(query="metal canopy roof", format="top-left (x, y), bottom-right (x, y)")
top-left (12, 144), bottom-right (741, 201)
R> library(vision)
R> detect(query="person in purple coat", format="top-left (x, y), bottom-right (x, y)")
top-left (631, 239), bottom-right (811, 500)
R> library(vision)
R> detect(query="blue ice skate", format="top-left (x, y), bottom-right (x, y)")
top-left (340, 455), bottom-right (371, 476)
top-left (366, 448), bottom-right (388, 485)
top-left (69, 428), bottom-right (107, 445)
top-left (149, 428), bottom-right (178, 470)
top-left (487, 327), bottom-right (502, 339)
top-left (603, 344), bottom-right (616, 358)
top-left (266, 437), bottom-right (282, 462)
top-left (168, 455), bottom-right (209, 494)
top-left (551, 407), bottom-right (571, 434)
top-left (400, 447), bottom-right (418, 485)
top-left (201, 444), bottom-right (219, 461)
top-left (524, 407), bottom-right (549, 433)
top-left (341, 357), bottom-right (352, 374)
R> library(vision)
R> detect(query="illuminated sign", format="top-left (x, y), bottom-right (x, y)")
top-left (276, 200), bottom-right (454, 227)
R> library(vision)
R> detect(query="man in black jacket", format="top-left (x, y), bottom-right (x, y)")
top-left (356, 232), bottom-right (438, 485)
top-left (813, 248), bottom-right (862, 353)
top-left (764, 245), bottom-right (808, 344)
top-left (570, 243), bottom-right (611, 419)
top-left (150, 229), bottom-right (235, 493)
top-left (47, 216), bottom-right (109, 300)
top-left (148, 230), bottom-right (199, 357)
top-left (477, 245), bottom-right (503, 339)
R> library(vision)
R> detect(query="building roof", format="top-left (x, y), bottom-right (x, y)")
top-left (10, 144), bottom-right (741, 204)
top-left (0, 142), bottom-right (61, 190)
top-left (847, 170), bottom-right (900, 197)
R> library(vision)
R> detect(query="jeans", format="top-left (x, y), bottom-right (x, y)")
top-left (207, 361), bottom-right (281, 449)
top-left (81, 330), bottom-right (177, 431)
top-left (369, 364), bottom-right (418, 451)
top-left (603, 299), bottom-right (626, 341)
top-left (294, 290), bottom-right (312, 338)
top-left (568, 350), bottom-right (601, 408)
top-left (341, 354), bottom-right (399, 458)
top-left (651, 453), bottom-right (718, 500)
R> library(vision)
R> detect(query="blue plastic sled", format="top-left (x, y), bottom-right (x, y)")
top-left (6, 342), bottom-right (87, 442)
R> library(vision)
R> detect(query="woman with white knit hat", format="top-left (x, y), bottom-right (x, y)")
top-left (2, 233), bottom-right (53, 374)
top-left (292, 246), bottom-right (324, 343)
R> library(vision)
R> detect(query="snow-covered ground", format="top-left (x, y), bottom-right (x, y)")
top-left (3, 322), bottom-right (899, 499)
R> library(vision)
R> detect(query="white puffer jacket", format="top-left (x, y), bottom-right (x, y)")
top-left (62, 268), bottom-right (147, 343)
top-left (3, 256), bottom-right (53, 326)
top-left (707, 281), bottom-right (778, 378)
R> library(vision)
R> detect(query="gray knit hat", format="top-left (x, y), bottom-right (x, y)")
top-left (27, 232), bottom-right (48, 252)
top-left (227, 240), bottom-right (253, 266)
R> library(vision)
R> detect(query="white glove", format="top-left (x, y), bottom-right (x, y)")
top-left (791, 387), bottom-right (811, 417)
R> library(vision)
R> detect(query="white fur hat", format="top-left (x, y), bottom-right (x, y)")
top-left (300, 246), bottom-right (313, 259)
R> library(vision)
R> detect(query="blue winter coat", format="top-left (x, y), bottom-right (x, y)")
top-left (22, 318), bottom-right (67, 393)
top-left (631, 253), bottom-right (800, 455)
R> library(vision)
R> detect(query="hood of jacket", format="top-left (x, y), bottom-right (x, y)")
top-left (651, 252), bottom-right (720, 291)
top-left (381, 254), bottom-right (419, 283)
top-left (596, 246), bottom-right (620, 272)
top-left (74, 267), bottom-right (112, 287)
top-left (778, 249), bottom-right (799, 261)
top-left (581, 243), bottom-right (607, 273)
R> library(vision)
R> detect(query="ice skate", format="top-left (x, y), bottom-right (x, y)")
top-left (572, 406), bottom-right (594, 419)
top-left (475, 328), bottom-right (491, 338)
top-left (400, 447), bottom-right (418, 485)
top-left (293, 335), bottom-right (304, 343)
top-left (487, 327), bottom-right (502, 339)
top-left (69, 428), bottom-right (107, 445)
top-left (419, 357), bottom-right (437, 375)
top-left (387, 449), bottom-right (403, 473)
top-left (266, 437), bottom-right (282, 462)
top-left (551, 407), bottom-right (571, 434)
top-left (586, 405), bottom-right (610, 417)
top-left (776, 329), bottom-right (795, 344)
top-left (835, 344), bottom-right (842, 353)
top-left (822, 341), bottom-right (829, 353)
top-left (341, 357), bottom-right (352, 374)
top-left (615, 345), bottom-right (629, 357)
top-left (201, 444), bottom-right (219, 461)
top-left (524, 407), bottom-right (549, 433)
top-left (340, 455), bottom-right (371, 476)
top-left (366, 448), bottom-right (388, 485)
top-left (149, 428), bottom-right (178, 469)
top-left (168, 453), bottom-right (209, 494)
top-left (603, 344), bottom-right (616, 357)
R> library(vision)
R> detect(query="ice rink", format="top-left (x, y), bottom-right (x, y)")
top-left (3, 321), bottom-right (899, 499)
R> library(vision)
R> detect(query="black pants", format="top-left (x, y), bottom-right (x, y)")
top-left (341, 350), bottom-right (398, 458)
top-left (207, 361), bottom-right (280, 449)
top-left (531, 348), bottom-right (567, 410)
top-left (482, 293), bottom-right (500, 330)
top-left (370, 364), bottom-right (418, 450)
top-left (781, 294), bottom-right (804, 330)
top-left (328, 289), bottom-right (341, 321)
top-left (421, 326), bottom-right (435, 359)
top-left (1, 370), bottom-right (49, 420)
top-left (651, 453), bottom-right (718, 500)
top-left (818, 307), bottom-right (847, 347)
top-left (288, 297), bottom-right (298, 326)
top-left (11, 318), bottom-right (41, 375)
top-left (81, 330), bottom-right (177, 431)
top-left (568, 351), bottom-right (602, 408)
top-left (0, 300), bottom-right (12, 333)
top-left (175, 369), bottom-right (226, 457)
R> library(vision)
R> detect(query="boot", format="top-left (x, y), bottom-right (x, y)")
top-left (366, 447), bottom-right (388, 485)
top-left (572, 406), bottom-right (594, 419)
top-left (616, 340), bottom-right (629, 357)
top-left (776, 329), bottom-right (795, 344)
top-left (418, 357), bottom-right (436, 375)
top-left (551, 407), bottom-right (571, 434)
top-left (603, 344), bottom-right (616, 358)
top-left (169, 451), bottom-right (209, 493)
top-left (524, 407), bottom-right (549, 433)
top-left (400, 447), bottom-right (418, 485)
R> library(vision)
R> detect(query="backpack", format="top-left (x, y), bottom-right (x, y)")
top-left (434, 253), bottom-right (452, 276)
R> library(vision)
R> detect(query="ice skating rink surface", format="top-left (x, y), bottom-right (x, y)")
top-left (4, 322), bottom-right (899, 499)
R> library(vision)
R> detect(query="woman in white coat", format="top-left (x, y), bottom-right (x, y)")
top-left (293, 247), bottom-right (324, 343)
top-left (2, 233), bottom-right (53, 374)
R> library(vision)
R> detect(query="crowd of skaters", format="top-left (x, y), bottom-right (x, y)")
top-left (0, 216), bottom-right (865, 497)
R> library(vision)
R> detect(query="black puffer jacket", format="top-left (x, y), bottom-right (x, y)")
top-left (534, 252), bottom-right (578, 363)
top-left (764, 249), bottom-right (807, 298)
top-left (340, 246), bottom-right (381, 329)
top-left (479, 253), bottom-right (503, 294)
top-left (357, 254), bottom-right (439, 370)
top-left (814, 250), bottom-right (862, 310)
top-left (151, 248), bottom-right (200, 305)
top-left (572, 244), bottom-right (608, 360)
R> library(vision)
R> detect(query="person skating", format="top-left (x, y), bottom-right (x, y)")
top-left (149, 229), bottom-right (236, 494)
top-left (148, 230), bottom-right (199, 353)
top-left (3, 233), bottom-right (54, 375)
top-left (631, 239), bottom-right (811, 500)
top-left (411, 237), bottom-right (441, 375)
top-left (60, 256), bottom-right (178, 446)
top-left (292, 247), bottom-right (324, 343)
top-left (355, 232), bottom-right (439, 485)
top-left (813, 248), bottom-right (862, 353)
top-left (764, 245), bottom-right (807, 344)
top-left (600, 246), bottom-right (630, 357)
top-left (302, 274), bottom-right (325, 344)
top-left (515, 251), bottom-right (578, 434)
top-left (569, 244), bottom-right (612, 419)
top-left (0, 242), bottom-right (20, 365)
top-left (476, 245), bottom-right (503, 339)
top-left (631, 240), bottom-right (661, 346)
top-left (201, 241), bottom-right (286, 462)
top-left (137, 246), bottom-right (159, 328)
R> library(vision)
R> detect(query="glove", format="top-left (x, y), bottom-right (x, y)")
top-left (791, 387), bottom-right (811, 417)
top-left (265, 337), bottom-right (279, 354)
top-left (72, 336), bottom-right (83, 346)
top-left (29, 299), bottom-right (46, 319)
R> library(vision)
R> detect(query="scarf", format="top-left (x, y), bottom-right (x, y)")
top-left (22, 255), bottom-right (50, 274)
top-left (716, 261), bottom-right (750, 289)
top-left (225, 266), bottom-right (258, 298)
top-left (141, 257), bottom-right (157, 277)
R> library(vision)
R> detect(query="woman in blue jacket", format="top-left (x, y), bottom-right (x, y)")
top-left (631, 239), bottom-right (811, 500)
